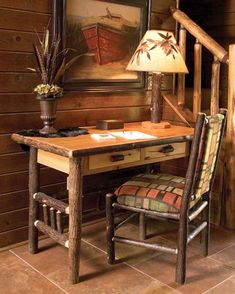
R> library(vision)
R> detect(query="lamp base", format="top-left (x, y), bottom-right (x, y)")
top-left (141, 121), bottom-right (171, 129)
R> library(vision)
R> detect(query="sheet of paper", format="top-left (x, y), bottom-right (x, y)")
top-left (91, 134), bottom-right (116, 141)
top-left (109, 131), bottom-right (156, 140)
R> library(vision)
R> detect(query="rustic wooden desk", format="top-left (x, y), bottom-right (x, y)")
top-left (12, 122), bottom-right (194, 284)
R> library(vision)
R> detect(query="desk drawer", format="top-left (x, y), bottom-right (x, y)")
top-left (89, 149), bottom-right (141, 171)
top-left (144, 142), bottom-right (188, 160)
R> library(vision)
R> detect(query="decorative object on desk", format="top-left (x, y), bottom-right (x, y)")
top-left (16, 127), bottom-right (89, 152)
top-left (96, 120), bottom-right (124, 130)
top-left (127, 30), bottom-right (188, 129)
top-left (17, 127), bottom-right (89, 138)
top-left (28, 27), bottom-right (81, 135)
top-left (34, 84), bottom-right (63, 135)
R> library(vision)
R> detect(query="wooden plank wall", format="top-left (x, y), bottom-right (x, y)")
top-left (0, 0), bottom-right (179, 248)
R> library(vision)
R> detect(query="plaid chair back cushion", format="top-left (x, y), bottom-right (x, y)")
top-left (193, 113), bottom-right (224, 199)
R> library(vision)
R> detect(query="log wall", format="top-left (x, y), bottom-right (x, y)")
top-left (0, 0), bottom-right (178, 248)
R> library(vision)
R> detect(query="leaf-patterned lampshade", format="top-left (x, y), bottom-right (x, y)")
top-left (127, 30), bottom-right (188, 73)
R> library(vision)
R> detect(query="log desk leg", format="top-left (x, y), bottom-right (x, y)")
top-left (68, 157), bottom-right (83, 284)
top-left (28, 147), bottom-right (84, 284)
top-left (28, 147), bottom-right (40, 253)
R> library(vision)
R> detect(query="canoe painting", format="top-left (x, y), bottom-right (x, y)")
top-left (81, 8), bottom-right (139, 65)
top-left (65, 0), bottom-right (142, 81)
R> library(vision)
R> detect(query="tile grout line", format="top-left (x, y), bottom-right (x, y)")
top-left (123, 262), bottom-right (183, 294)
top-left (160, 235), bottom-right (235, 257)
top-left (9, 250), bottom-right (70, 294)
top-left (207, 254), bottom-right (234, 268)
top-left (82, 238), bottom-right (107, 255)
top-left (193, 242), bottom-right (235, 293)
top-left (128, 251), bottom-right (162, 268)
top-left (207, 246), bottom-right (235, 269)
top-left (202, 272), bottom-right (235, 294)
top-left (209, 243), bottom-right (235, 258)
top-left (82, 238), bottom-right (183, 294)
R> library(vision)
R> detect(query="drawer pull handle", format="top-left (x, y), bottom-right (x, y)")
top-left (111, 154), bottom-right (125, 162)
top-left (159, 145), bottom-right (174, 153)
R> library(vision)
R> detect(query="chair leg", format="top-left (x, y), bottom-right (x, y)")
top-left (106, 193), bottom-right (115, 264)
top-left (139, 212), bottom-right (146, 240)
top-left (176, 219), bottom-right (188, 284)
top-left (201, 199), bottom-right (210, 257)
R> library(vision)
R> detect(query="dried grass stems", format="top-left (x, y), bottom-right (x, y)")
top-left (28, 27), bottom-right (80, 85)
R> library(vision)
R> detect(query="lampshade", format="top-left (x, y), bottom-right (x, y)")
top-left (127, 30), bottom-right (188, 74)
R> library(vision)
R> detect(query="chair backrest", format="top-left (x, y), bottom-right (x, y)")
top-left (182, 109), bottom-right (227, 209)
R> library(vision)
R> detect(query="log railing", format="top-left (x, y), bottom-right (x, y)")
top-left (171, 8), bottom-right (229, 119)
top-left (171, 8), bottom-right (235, 230)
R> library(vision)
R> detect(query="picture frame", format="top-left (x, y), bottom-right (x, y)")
top-left (53, 0), bottom-right (150, 91)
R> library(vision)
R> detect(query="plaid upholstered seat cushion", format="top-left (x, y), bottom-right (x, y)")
top-left (115, 173), bottom-right (186, 214)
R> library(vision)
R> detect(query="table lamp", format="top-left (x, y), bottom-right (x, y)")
top-left (127, 30), bottom-right (188, 128)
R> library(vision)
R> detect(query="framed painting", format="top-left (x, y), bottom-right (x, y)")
top-left (53, 0), bottom-right (150, 91)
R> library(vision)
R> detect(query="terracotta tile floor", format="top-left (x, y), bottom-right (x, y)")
top-left (1, 216), bottom-right (235, 294)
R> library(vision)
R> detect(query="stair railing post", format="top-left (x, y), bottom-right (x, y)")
top-left (177, 24), bottom-right (187, 107)
top-left (224, 44), bottom-right (235, 229)
top-left (193, 39), bottom-right (202, 120)
top-left (210, 57), bottom-right (220, 115)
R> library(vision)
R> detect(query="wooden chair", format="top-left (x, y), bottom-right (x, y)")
top-left (106, 109), bottom-right (227, 284)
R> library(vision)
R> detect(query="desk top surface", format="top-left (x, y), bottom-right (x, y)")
top-left (12, 123), bottom-right (194, 158)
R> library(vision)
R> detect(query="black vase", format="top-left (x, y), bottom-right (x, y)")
top-left (39, 99), bottom-right (58, 135)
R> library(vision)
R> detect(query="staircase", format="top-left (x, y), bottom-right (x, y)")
top-left (165, 8), bottom-right (229, 126)
top-left (163, 8), bottom-right (235, 229)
